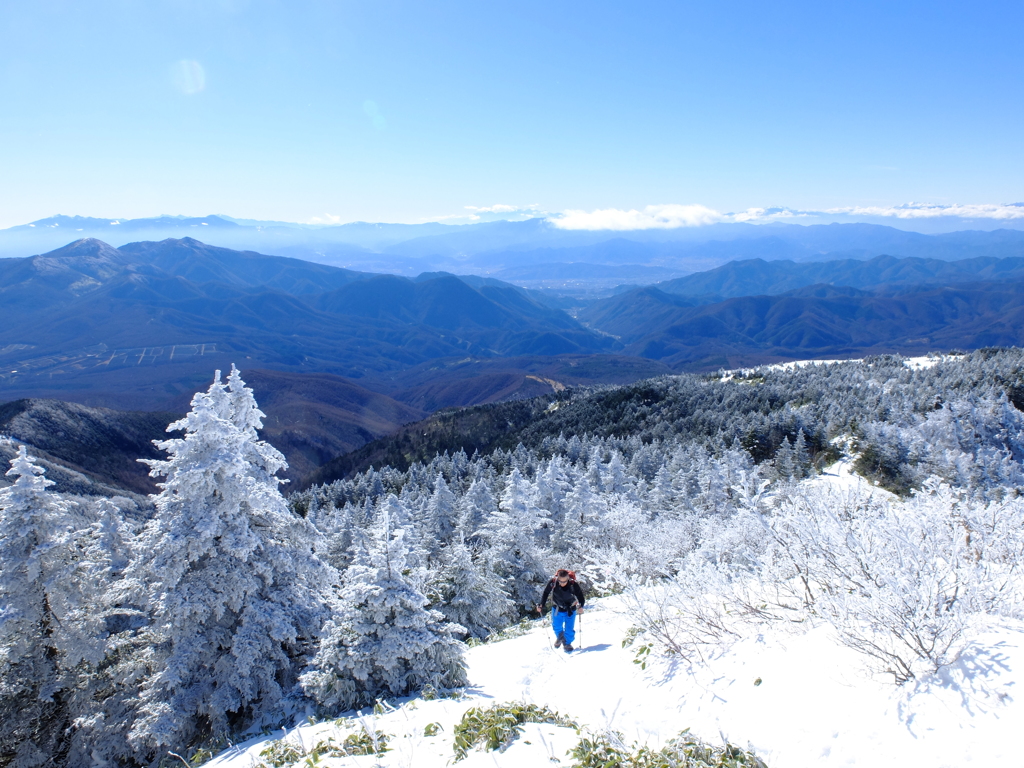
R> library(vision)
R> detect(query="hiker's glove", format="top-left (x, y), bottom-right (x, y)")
top-left (535, 605), bottom-right (542, 615)
top-left (577, 606), bottom-right (584, 614)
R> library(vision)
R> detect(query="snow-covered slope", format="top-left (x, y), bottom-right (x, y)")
top-left (202, 460), bottom-right (1024, 767)
top-left (204, 592), bottom-right (1024, 768)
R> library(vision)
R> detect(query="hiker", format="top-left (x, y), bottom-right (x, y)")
top-left (536, 569), bottom-right (585, 652)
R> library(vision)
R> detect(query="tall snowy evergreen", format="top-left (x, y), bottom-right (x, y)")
top-left (301, 509), bottom-right (467, 712)
top-left (420, 474), bottom-right (457, 561)
top-left (432, 538), bottom-right (513, 639)
top-left (457, 479), bottom-right (498, 546)
top-left (0, 446), bottom-right (101, 767)
top-left (124, 368), bottom-right (334, 755)
top-left (476, 467), bottom-right (550, 612)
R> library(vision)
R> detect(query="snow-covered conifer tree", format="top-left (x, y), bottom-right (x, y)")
top-left (0, 446), bottom-right (102, 767)
top-left (793, 429), bottom-right (811, 478)
top-left (301, 510), bottom-right (467, 711)
top-left (83, 498), bottom-right (134, 578)
top-left (319, 500), bottom-right (357, 570)
top-left (457, 479), bottom-right (497, 546)
top-left (477, 468), bottom-right (550, 611)
top-left (534, 457), bottom-right (571, 518)
top-left (773, 437), bottom-right (797, 481)
top-left (125, 369), bottom-right (333, 755)
top-left (603, 451), bottom-right (630, 494)
top-left (421, 474), bottom-right (457, 560)
top-left (432, 538), bottom-right (513, 639)
top-left (378, 492), bottom-right (427, 569)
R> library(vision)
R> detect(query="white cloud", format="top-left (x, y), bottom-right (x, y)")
top-left (547, 201), bottom-right (1024, 230)
top-left (420, 204), bottom-right (542, 224)
top-left (726, 207), bottom-right (812, 223)
top-left (306, 213), bottom-right (344, 225)
top-left (824, 202), bottom-right (1024, 220)
top-left (301, 201), bottom-right (1024, 231)
top-left (425, 213), bottom-right (482, 222)
top-left (465, 203), bottom-right (540, 214)
top-left (551, 204), bottom-right (724, 230)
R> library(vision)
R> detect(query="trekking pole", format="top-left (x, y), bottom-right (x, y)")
top-left (578, 612), bottom-right (583, 651)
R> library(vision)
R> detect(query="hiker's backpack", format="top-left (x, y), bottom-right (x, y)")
top-left (552, 570), bottom-right (577, 584)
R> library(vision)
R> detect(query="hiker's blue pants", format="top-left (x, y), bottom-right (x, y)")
top-left (551, 608), bottom-right (576, 645)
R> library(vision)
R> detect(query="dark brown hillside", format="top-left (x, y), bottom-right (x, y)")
top-left (0, 369), bottom-right (427, 490)
top-left (0, 399), bottom-right (178, 495)
top-left (241, 370), bottom-right (425, 480)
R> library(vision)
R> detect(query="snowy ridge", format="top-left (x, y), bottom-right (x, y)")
top-left (721, 353), bottom-right (953, 381)
top-left (203, 462), bottom-right (1024, 768)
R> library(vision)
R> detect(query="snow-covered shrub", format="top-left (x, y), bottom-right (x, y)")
top-left (618, 560), bottom-right (773, 664)
top-left (765, 482), bottom-right (1024, 682)
top-left (329, 728), bottom-right (391, 756)
top-left (301, 510), bottom-right (467, 712)
top-left (256, 737), bottom-right (305, 767)
top-left (619, 465), bottom-right (1024, 684)
top-left (255, 728), bottom-right (390, 767)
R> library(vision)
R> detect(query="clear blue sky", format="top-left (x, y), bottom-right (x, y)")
top-left (1, 0), bottom-right (1021, 227)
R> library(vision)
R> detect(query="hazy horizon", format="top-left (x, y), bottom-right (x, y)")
top-left (4, 201), bottom-right (1024, 237)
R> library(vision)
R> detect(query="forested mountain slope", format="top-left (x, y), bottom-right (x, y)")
top-left (302, 349), bottom-right (1024, 490)
top-left (0, 371), bottom-right (427, 490)
top-left (0, 238), bottom-right (622, 412)
top-left (0, 399), bottom-right (176, 495)
top-left (655, 252), bottom-right (1024, 298)
top-left (580, 279), bottom-right (1024, 369)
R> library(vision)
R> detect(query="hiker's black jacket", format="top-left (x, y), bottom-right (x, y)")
top-left (539, 580), bottom-right (585, 613)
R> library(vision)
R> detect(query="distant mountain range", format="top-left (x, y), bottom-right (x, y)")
top-left (4, 215), bottom-right (1024, 287)
top-left (8, 234), bottom-right (1024, 404)
top-left (0, 237), bottom-right (661, 412)
top-left (653, 253), bottom-right (1024, 299)
top-left (579, 278), bottom-right (1024, 369)
top-left (9, 231), bottom-right (1024, 492)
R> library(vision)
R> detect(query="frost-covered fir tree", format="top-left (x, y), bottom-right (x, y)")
top-left (301, 509), bottom-right (467, 711)
top-left (83, 498), bottom-right (134, 579)
top-left (420, 474), bottom-right (457, 561)
top-left (457, 479), bottom-right (498, 546)
top-left (477, 468), bottom-right (550, 612)
top-left (0, 447), bottom-right (102, 768)
top-left (432, 538), bottom-right (513, 639)
top-left (125, 369), bottom-right (333, 755)
top-left (378, 492), bottom-right (428, 569)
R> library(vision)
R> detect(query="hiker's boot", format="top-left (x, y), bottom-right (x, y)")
top-left (564, 643), bottom-right (574, 653)
top-left (554, 632), bottom-right (565, 648)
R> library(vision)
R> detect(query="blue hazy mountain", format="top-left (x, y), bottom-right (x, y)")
top-left (10, 236), bottom-right (1024, 403)
top-left (579, 278), bottom-right (1024, 370)
top-left (0, 237), bottom-right (621, 412)
top-left (5, 216), bottom-right (1024, 282)
top-left (654, 253), bottom-right (1024, 299)
top-left (11, 233), bottom-right (1024, 488)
